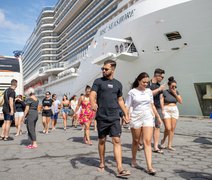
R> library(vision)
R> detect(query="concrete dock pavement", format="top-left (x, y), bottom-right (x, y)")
top-left (0, 116), bottom-right (212, 180)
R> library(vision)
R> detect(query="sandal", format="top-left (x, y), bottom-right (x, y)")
top-left (4, 136), bottom-right (14, 141)
top-left (145, 169), bottom-right (156, 176)
top-left (153, 149), bottom-right (164, 154)
top-left (117, 169), bottom-right (131, 177)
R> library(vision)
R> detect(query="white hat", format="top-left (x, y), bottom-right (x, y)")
top-left (26, 88), bottom-right (35, 96)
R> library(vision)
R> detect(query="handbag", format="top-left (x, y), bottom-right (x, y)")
top-left (24, 118), bottom-right (28, 124)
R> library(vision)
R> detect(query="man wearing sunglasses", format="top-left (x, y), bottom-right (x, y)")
top-left (90, 60), bottom-right (130, 177)
top-left (148, 68), bottom-right (166, 154)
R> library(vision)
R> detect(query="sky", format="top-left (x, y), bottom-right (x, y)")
top-left (0, 0), bottom-right (58, 56)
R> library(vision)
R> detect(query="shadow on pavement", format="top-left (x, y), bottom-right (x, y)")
top-left (20, 139), bottom-right (30, 146)
top-left (67, 135), bottom-right (98, 144)
top-left (193, 137), bottom-right (212, 145)
top-left (174, 169), bottom-right (212, 179)
top-left (70, 156), bottom-right (116, 176)
top-left (70, 155), bottom-right (133, 178)
top-left (122, 143), bottom-right (132, 149)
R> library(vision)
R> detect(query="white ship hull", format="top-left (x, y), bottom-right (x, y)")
top-left (39, 0), bottom-right (212, 116)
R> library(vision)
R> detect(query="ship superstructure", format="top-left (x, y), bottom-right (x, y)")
top-left (23, 0), bottom-right (212, 116)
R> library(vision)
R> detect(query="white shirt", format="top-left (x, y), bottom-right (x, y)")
top-left (52, 99), bottom-right (60, 113)
top-left (125, 88), bottom-right (153, 113)
top-left (70, 100), bottom-right (78, 111)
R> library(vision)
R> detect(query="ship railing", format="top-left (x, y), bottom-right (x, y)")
top-left (57, 68), bottom-right (78, 79)
top-left (39, 62), bottom-right (65, 75)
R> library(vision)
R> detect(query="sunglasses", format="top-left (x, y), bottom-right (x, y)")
top-left (101, 67), bottom-right (111, 71)
top-left (158, 75), bottom-right (164, 79)
top-left (171, 86), bottom-right (177, 89)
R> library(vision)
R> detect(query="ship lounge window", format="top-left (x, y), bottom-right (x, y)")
top-left (194, 83), bottom-right (212, 116)
top-left (165, 31), bottom-right (182, 41)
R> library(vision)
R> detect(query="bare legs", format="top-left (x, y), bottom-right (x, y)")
top-left (131, 127), bottom-right (154, 171)
top-left (1, 120), bottom-right (12, 139)
top-left (42, 116), bottom-right (51, 134)
top-left (98, 137), bottom-right (106, 170)
top-left (51, 119), bottom-right (57, 130)
top-left (42, 116), bottom-right (46, 133)
top-left (98, 136), bottom-right (125, 173)
top-left (62, 113), bottom-right (68, 130)
top-left (94, 119), bottom-right (97, 131)
top-left (131, 128), bottom-right (142, 166)
top-left (15, 116), bottom-right (24, 136)
top-left (153, 127), bottom-right (160, 151)
top-left (162, 118), bottom-right (177, 150)
top-left (84, 122), bottom-right (92, 145)
top-left (143, 127), bottom-right (154, 170)
top-left (0, 122), bottom-right (6, 138)
top-left (112, 137), bottom-right (123, 172)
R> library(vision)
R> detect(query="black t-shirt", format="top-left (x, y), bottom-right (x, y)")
top-left (25, 98), bottom-right (39, 110)
top-left (3, 87), bottom-right (16, 114)
top-left (15, 100), bottom-right (26, 112)
top-left (163, 90), bottom-right (179, 104)
top-left (42, 98), bottom-right (52, 107)
top-left (91, 77), bottom-right (122, 121)
top-left (148, 80), bottom-right (162, 108)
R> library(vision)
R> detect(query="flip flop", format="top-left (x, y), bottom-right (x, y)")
top-left (166, 147), bottom-right (175, 151)
top-left (145, 169), bottom-right (156, 176)
top-left (97, 166), bottom-right (105, 173)
top-left (131, 163), bottom-right (139, 168)
top-left (117, 169), bottom-right (131, 177)
top-left (153, 149), bottom-right (164, 154)
top-left (0, 136), bottom-right (4, 140)
top-left (160, 140), bottom-right (166, 149)
top-left (138, 144), bottom-right (144, 151)
top-left (26, 145), bottom-right (33, 149)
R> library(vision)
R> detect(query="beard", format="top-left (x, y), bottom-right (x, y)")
top-left (103, 72), bottom-right (111, 78)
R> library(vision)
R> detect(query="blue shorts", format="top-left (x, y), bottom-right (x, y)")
top-left (51, 113), bottom-right (59, 120)
top-left (62, 108), bottom-right (70, 115)
top-left (4, 113), bottom-right (14, 121)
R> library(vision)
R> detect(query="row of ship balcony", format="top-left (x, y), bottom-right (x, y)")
top-left (38, 58), bottom-right (80, 79)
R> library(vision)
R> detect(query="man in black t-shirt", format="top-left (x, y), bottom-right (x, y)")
top-left (90, 60), bottom-right (130, 177)
top-left (148, 68), bottom-right (166, 153)
top-left (0, 79), bottom-right (17, 141)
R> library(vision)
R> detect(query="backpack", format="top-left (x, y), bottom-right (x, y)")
top-left (0, 90), bottom-right (8, 106)
top-left (0, 92), bottom-right (4, 106)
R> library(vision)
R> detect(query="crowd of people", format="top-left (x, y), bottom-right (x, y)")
top-left (0, 60), bottom-right (183, 177)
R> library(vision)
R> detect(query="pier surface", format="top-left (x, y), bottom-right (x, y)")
top-left (0, 117), bottom-right (212, 180)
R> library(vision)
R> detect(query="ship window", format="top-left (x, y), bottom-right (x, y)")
top-left (194, 83), bottom-right (212, 116)
top-left (165, 31), bottom-right (182, 41)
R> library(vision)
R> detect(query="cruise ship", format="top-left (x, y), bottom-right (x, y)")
top-left (22, 0), bottom-right (212, 116)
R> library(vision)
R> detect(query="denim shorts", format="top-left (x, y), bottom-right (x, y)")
top-left (51, 112), bottom-right (59, 120)
top-left (4, 113), bottom-right (14, 121)
top-left (62, 108), bottom-right (70, 115)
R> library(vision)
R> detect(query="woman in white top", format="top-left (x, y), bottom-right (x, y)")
top-left (70, 95), bottom-right (78, 127)
top-left (125, 72), bottom-right (162, 175)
